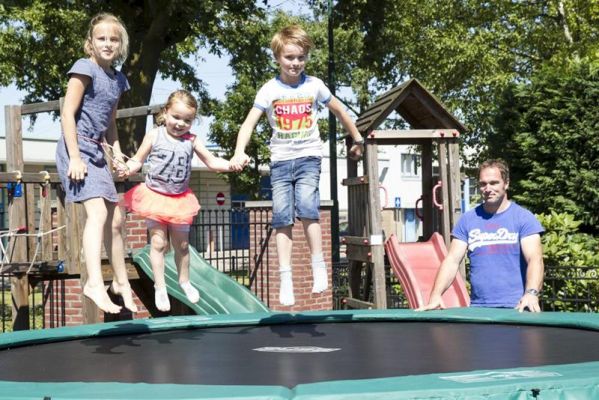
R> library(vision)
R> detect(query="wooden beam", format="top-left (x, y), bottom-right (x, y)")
top-left (369, 129), bottom-right (460, 140)
top-left (422, 142), bottom-right (433, 240)
top-left (365, 142), bottom-right (387, 309)
top-left (344, 297), bottom-right (374, 309)
top-left (39, 182), bottom-right (53, 262)
top-left (341, 176), bottom-right (369, 186)
top-left (56, 185), bottom-right (67, 266)
top-left (116, 104), bottom-right (162, 119)
top-left (438, 142), bottom-right (451, 244)
top-left (20, 100), bottom-right (60, 115)
top-left (5, 105), bottom-right (30, 331)
top-left (0, 172), bottom-right (61, 184)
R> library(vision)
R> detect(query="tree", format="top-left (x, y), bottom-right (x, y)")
top-left (329, 0), bottom-right (599, 162)
top-left (0, 0), bottom-right (264, 154)
top-left (487, 58), bottom-right (599, 231)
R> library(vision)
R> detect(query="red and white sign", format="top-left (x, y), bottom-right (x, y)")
top-left (216, 192), bottom-right (225, 206)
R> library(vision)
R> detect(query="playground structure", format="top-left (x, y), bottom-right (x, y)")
top-left (385, 232), bottom-right (469, 308)
top-left (343, 79), bottom-right (466, 309)
top-left (2, 99), bottom-right (268, 331)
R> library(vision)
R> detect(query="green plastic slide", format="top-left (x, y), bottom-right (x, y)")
top-left (133, 244), bottom-right (269, 315)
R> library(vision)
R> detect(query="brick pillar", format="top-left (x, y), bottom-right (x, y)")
top-left (125, 213), bottom-right (149, 249)
top-left (43, 212), bottom-right (151, 327)
top-left (248, 201), bottom-right (333, 312)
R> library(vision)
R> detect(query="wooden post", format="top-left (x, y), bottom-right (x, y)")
top-left (448, 140), bottom-right (462, 228)
top-left (56, 185), bottom-right (67, 264)
top-left (438, 141), bottom-right (451, 245)
top-left (25, 183), bottom-right (36, 260)
top-left (5, 105), bottom-right (29, 330)
top-left (39, 177), bottom-right (53, 262)
top-left (421, 142), bottom-right (433, 240)
top-left (448, 140), bottom-right (464, 278)
top-left (365, 141), bottom-right (387, 309)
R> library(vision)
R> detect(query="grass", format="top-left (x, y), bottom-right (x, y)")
top-left (1, 289), bottom-right (45, 332)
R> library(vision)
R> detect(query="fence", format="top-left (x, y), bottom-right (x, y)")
top-left (1, 199), bottom-right (597, 331)
top-left (188, 206), bottom-right (272, 301)
top-left (331, 260), bottom-right (599, 312)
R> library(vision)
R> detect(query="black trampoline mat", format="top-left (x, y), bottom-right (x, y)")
top-left (0, 321), bottom-right (598, 388)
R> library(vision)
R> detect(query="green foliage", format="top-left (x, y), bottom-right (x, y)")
top-left (332, 0), bottom-right (599, 162)
top-left (537, 212), bottom-right (599, 312)
top-left (2, 1), bottom-right (598, 201)
top-left (539, 211), bottom-right (599, 267)
top-left (488, 59), bottom-right (599, 231)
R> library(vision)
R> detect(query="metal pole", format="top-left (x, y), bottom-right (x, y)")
top-left (328, 0), bottom-right (340, 263)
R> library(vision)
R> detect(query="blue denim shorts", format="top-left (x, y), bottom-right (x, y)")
top-left (270, 156), bottom-right (321, 229)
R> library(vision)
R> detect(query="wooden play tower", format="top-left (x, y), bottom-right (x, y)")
top-left (342, 79), bottom-right (466, 309)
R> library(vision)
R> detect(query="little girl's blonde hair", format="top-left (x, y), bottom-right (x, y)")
top-left (155, 90), bottom-right (198, 126)
top-left (84, 12), bottom-right (129, 65)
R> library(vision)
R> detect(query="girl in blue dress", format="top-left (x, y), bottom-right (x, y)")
top-left (56, 13), bottom-right (136, 314)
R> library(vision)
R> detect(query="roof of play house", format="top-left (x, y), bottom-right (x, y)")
top-left (355, 78), bottom-right (467, 134)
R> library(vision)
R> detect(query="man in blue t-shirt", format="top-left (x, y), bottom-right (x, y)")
top-left (418, 159), bottom-right (545, 312)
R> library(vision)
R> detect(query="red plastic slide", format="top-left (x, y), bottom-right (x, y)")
top-left (384, 233), bottom-right (470, 309)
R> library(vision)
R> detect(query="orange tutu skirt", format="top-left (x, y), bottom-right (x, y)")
top-left (122, 183), bottom-right (200, 225)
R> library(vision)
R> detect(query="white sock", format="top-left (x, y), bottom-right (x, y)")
top-left (279, 267), bottom-right (295, 306)
top-left (180, 281), bottom-right (200, 303)
top-left (154, 286), bottom-right (171, 312)
top-left (311, 254), bottom-right (328, 293)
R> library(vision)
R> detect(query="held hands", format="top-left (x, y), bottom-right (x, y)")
top-left (229, 152), bottom-right (250, 172)
top-left (114, 162), bottom-right (129, 179)
top-left (113, 157), bottom-right (129, 179)
top-left (121, 159), bottom-right (143, 177)
top-left (68, 158), bottom-right (88, 181)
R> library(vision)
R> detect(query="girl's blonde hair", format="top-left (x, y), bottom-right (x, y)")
top-left (270, 25), bottom-right (314, 58)
top-left (155, 90), bottom-right (198, 126)
top-left (84, 12), bottom-right (129, 65)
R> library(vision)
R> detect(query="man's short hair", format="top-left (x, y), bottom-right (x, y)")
top-left (479, 159), bottom-right (510, 183)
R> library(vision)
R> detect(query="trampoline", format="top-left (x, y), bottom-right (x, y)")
top-left (0, 308), bottom-right (598, 399)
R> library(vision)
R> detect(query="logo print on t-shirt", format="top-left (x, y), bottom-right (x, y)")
top-left (273, 97), bottom-right (313, 138)
top-left (468, 228), bottom-right (519, 251)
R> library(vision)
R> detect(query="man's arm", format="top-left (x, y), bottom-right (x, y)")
top-left (416, 239), bottom-right (468, 311)
top-left (516, 233), bottom-right (544, 312)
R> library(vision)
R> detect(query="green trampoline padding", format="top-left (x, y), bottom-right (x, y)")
top-left (0, 309), bottom-right (597, 399)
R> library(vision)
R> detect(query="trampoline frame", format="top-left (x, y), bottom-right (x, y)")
top-left (1, 308), bottom-right (598, 399)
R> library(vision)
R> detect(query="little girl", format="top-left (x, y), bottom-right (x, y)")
top-left (56, 12), bottom-right (137, 314)
top-left (123, 90), bottom-right (232, 312)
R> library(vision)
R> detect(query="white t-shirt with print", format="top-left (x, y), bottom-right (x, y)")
top-left (253, 74), bottom-right (331, 162)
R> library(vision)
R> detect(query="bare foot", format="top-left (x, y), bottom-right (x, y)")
top-left (83, 283), bottom-right (122, 314)
top-left (110, 281), bottom-right (139, 313)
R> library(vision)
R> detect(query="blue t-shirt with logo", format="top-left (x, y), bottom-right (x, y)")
top-left (452, 202), bottom-right (544, 308)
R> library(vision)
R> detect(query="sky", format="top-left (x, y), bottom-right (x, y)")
top-left (0, 48), bottom-right (233, 143)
